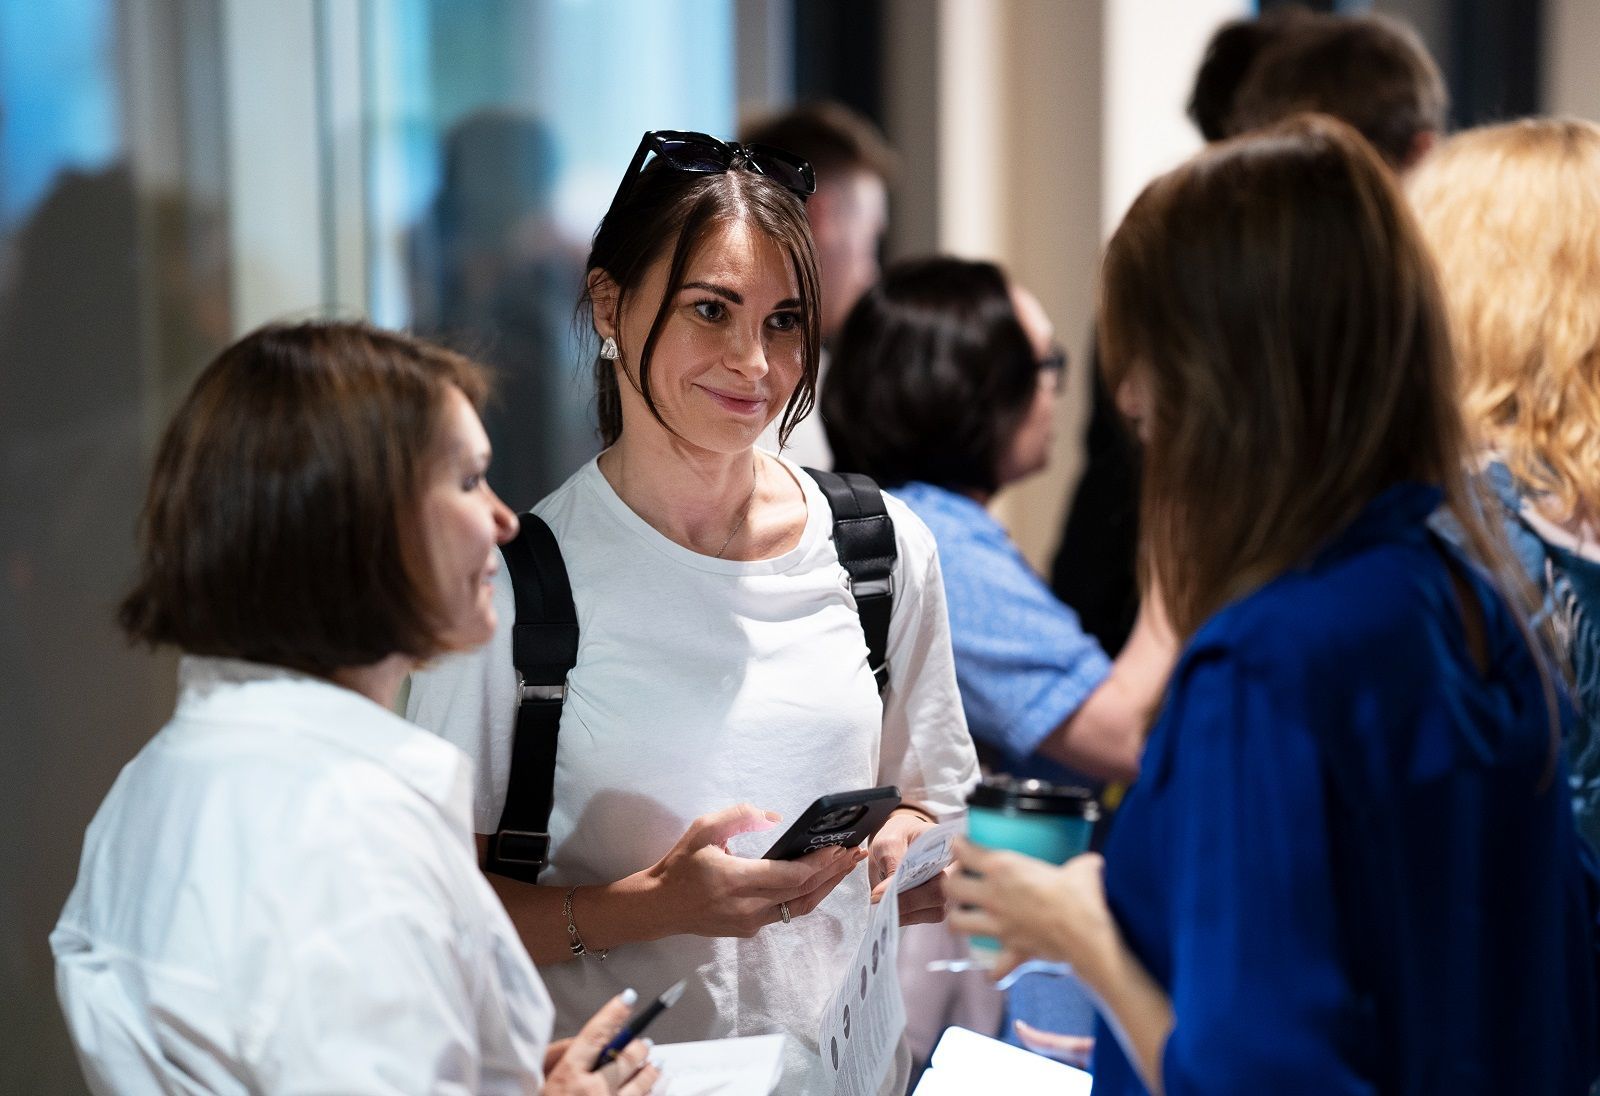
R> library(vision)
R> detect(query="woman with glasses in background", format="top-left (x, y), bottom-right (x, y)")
top-left (826, 258), bottom-right (1175, 790)
top-left (823, 257), bottom-right (1176, 1064)
top-left (947, 115), bottom-right (1600, 1094)
top-left (409, 132), bottom-right (977, 1093)
top-left (53, 323), bottom-right (658, 1095)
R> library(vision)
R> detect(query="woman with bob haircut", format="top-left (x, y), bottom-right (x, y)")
top-left (408, 133), bottom-right (976, 1092)
top-left (948, 115), bottom-right (1600, 1093)
top-left (52, 322), bottom-right (659, 1095)
top-left (1409, 118), bottom-right (1600, 853)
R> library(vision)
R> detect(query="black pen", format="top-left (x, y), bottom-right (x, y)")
top-left (592, 978), bottom-right (686, 1070)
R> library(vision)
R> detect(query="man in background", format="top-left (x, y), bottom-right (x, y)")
top-left (1050, 9), bottom-right (1447, 656)
top-left (743, 101), bottom-right (896, 468)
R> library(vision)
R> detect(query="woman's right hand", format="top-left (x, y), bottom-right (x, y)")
top-left (543, 991), bottom-right (661, 1095)
top-left (644, 803), bottom-right (867, 938)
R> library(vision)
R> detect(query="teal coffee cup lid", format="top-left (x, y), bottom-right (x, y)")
top-left (967, 776), bottom-right (1099, 820)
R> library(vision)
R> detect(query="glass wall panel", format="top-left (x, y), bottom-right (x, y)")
top-left (363, 0), bottom-right (736, 509)
top-left (0, 2), bottom-right (231, 1089)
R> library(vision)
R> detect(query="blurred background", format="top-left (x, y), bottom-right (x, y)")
top-left (3, 0), bottom-right (1597, 1089)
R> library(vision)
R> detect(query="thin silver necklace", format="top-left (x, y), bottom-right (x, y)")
top-left (714, 457), bottom-right (761, 559)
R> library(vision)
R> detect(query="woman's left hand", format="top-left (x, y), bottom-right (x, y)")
top-left (946, 840), bottom-right (1119, 987)
top-left (868, 808), bottom-right (948, 925)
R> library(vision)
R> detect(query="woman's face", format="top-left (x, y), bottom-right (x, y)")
top-left (602, 217), bottom-right (807, 454)
top-left (996, 283), bottom-right (1061, 487)
top-left (419, 386), bottom-right (518, 650)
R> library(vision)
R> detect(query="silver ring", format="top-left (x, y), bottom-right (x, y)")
top-left (779, 901), bottom-right (791, 924)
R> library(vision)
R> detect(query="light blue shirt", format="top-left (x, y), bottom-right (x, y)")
top-left (891, 483), bottom-right (1112, 782)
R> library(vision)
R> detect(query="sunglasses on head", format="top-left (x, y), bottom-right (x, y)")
top-left (607, 129), bottom-right (817, 214)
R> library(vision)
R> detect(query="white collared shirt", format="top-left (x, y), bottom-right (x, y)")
top-left (52, 657), bottom-right (553, 1095)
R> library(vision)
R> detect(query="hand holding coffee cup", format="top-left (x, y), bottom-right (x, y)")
top-left (948, 777), bottom-right (1100, 968)
top-left (947, 845), bottom-right (1120, 989)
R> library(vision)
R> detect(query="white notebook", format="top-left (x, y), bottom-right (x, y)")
top-left (648, 1033), bottom-right (786, 1095)
top-left (913, 1026), bottom-right (1094, 1096)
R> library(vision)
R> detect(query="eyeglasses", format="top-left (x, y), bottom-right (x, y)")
top-left (607, 130), bottom-right (817, 214)
top-left (1038, 348), bottom-right (1069, 375)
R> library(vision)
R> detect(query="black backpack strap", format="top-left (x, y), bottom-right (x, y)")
top-left (805, 468), bottom-right (896, 693)
top-left (485, 513), bottom-right (578, 883)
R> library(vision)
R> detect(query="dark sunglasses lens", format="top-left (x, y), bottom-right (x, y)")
top-left (655, 137), bottom-right (730, 173)
top-left (744, 145), bottom-right (816, 196)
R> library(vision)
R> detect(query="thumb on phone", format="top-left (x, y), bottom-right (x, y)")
top-left (683, 802), bottom-right (781, 850)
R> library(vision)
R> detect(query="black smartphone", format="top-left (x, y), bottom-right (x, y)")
top-left (762, 786), bottom-right (901, 860)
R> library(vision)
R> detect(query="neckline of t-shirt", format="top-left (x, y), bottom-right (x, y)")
top-left (577, 450), bottom-right (828, 575)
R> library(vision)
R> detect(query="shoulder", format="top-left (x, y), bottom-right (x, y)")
top-left (792, 465), bottom-right (941, 573)
top-left (881, 489), bottom-right (939, 564)
top-left (888, 482), bottom-right (1000, 549)
top-left (1191, 537), bottom-right (1446, 674)
top-left (528, 460), bottom-right (598, 532)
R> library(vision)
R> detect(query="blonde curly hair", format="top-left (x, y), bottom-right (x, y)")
top-left (1409, 118), bottom-right (1600, 526)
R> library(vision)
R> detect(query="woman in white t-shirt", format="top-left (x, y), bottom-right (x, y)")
top-left (408, 131), bottom-right (978, 1092)
top-left (54, 323), bottom-right (657, 1094)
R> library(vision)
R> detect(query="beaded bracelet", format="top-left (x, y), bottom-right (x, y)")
top-left (563, 886), bottom-right (608, 961)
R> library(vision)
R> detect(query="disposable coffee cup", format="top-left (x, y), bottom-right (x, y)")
top-left (963, 776), bottom-right (1099, 959)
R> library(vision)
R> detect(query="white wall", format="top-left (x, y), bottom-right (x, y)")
top-left (221, 0), bottom-right (327, 332)
top-left (885, 0), bottom-right (1247, 570)
top-left (1101, 0), bottom-right (1248, 233)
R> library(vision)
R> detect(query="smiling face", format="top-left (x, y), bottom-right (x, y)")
top-left (418, 385), bottom-right (518, 650)
top-left (596, 217), bottom-right (807, 455)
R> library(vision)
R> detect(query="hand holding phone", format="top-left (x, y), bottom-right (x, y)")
top-left (763, 786), bottom-right (901, 860)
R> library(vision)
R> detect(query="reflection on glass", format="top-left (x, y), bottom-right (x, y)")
top-left (0, 2), bottom-right (230, 1088)
top-left (364, 0), bottom-right (735, 509)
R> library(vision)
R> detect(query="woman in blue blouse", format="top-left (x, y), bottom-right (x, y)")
top-left (949, 114), bottom-right (1600, 1094)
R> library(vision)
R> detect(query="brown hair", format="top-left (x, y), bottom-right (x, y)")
top-left (1098, 114), bottom-right (1501, 642)
top-left (119, 321), bottom-right (489, 676)
top-left (739, 101), bottom-right (897, 185)
top-left (1409, 118), bottom-right (1600, 527)
top-left (582, 151), bottom-right (822, 448)
top-left (1187, 5), bottom-right (1320, 143)
top-left (824, 256), bottom-right (1037, 495)
top-left (1226, 14), bottom-right (1446, 169)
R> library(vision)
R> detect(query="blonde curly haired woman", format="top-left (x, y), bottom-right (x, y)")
top-left (1409, 118), bottom-right (1600, 852)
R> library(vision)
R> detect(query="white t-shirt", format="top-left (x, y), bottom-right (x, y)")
top-left (53, 657), bottom-right (553, 1096)
top-left (408, 453), bottom-right (976, 1093)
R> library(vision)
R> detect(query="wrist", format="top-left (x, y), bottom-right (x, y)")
top-left (565, 872), bottom-right (669, 954)
top-left (892, 803), bottom-right (938, 825)
top-left (1071, 919), bottom-right (1134, 1000)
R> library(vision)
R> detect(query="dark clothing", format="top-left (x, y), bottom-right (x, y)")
top-left (1051, 366), bottom-right (1141, 656)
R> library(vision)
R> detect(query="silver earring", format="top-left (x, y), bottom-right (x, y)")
top-left (600, 336), bottom-right (619, 361)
